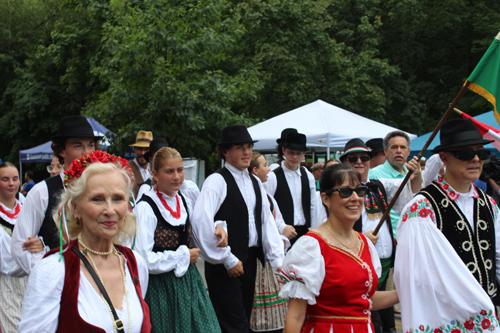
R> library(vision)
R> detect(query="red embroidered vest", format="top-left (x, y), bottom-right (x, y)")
top-left (302, 231), bottom-right (378, 333)
top-left (44, 241), bottom-right (152, 333)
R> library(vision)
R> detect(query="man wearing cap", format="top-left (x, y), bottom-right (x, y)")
top-left (129, 130), bottom-right (153, 198)
top-left (395, 118), bottom-right (500, 331)
top-left (136, 138), bottom-right (200, 204)
top-left (269, 128), bottom-right (298, 171)
top-left (265, 131), bottom-right (316, 245)
top-left (366, 138), bottom-right (386, 169)
top-left (330, 138), bottom-right (423, 333)
top-left (191, 125), bottom-right (284, 333)
top-left (11, 115), bottom-right (101, 274)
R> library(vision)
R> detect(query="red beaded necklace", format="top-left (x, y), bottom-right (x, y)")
top-left (156, 189), bottom-right (181, 219)
top-left (0, 202), bottom-right (20, 219)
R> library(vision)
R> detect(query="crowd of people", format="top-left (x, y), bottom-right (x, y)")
top-left (0, 115), bottom-right (499, 333)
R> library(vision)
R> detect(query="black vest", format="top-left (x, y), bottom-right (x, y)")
top-left (214, 168), bottom-right (264, 265)
top-left (0, 216), bottom-right (14, 236)
top-left (353, 179), bottom-right (396, 260)
top-left (141, 179), bottom-right (152, 188)
top-left (273, 166), bottom-right (311, 227)
top-left (420, 181), bottom-right (497, 297)
top-left (39, 176), bottom-right (65, 249)
top-left (138, 192), bottom-right (191, 252)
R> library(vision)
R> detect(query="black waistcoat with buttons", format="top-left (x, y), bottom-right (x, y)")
top-left (273, 166), bottom-right (311, 227)
top-left (420, 181), bottom-right (497, 298)
top-left (214, 167), bottom-right (264, 265)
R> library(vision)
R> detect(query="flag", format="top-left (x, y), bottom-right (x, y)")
top-left (467, 31), bottom-right (500, 125)
top-left (461, 111), bottom-right (500, 151)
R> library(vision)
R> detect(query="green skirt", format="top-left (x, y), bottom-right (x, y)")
top-left (145, 263), bottom-right (221, 333)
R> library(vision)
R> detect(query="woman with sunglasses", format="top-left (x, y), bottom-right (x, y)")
top-left (278, 164), bottom-right (399, 333)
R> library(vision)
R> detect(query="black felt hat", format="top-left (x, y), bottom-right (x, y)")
top-left (218, 125), bottom-right (258, 146)
top-left (283, 132), bottom-right (308, 151)
top-left (339, 138), bottom-right (373, 162)
top-left (144, 138), bottom-right (170, 161)
top-left (366, 138), bottom-right (384, 153)
top-left (432, 118), bottom-right (494, 153)
top-left (51, 115), bottom-right (102, 141)
top-left (276, 128), bottom-right (298, 144)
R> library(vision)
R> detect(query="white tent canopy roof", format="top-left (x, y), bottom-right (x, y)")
top-left (248, 100), bottom-right (416, 151)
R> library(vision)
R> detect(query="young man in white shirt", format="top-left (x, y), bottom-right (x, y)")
top-left (191, 125), bottom-right (284, 333)
top-left (11, 115), bottom-right (101, 274)
top-left (265, 131), bottom-right (316, 245)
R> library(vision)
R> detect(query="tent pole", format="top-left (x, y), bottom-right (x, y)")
top-left (19, 159), bottom-right (23, 192)
top-left (327, 147), bottom-right (330, 160)
top-left (312, 150), bottom-right (315, 164)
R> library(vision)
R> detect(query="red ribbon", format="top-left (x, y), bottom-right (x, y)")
top-left (156, 190), bottom-right (181, 219)
top-left (0, 202), bottom-right (20, 219)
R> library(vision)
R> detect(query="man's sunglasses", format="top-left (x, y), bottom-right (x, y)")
top-left (324, 186), bottom-right (368, 199)
top-left (347, 155), bottom-right (370, 163)
top-left (446, 149), bottom-right (490, 161)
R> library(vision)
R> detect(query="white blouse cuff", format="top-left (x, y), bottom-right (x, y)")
top-left (279, 280), bottom-right (317, 305)
top-left (174, 245), bottom-right (191, 278)
top-left (223, 253), bottom-right (239, 270)
top-left (280, 235), bottom-right (291, 252)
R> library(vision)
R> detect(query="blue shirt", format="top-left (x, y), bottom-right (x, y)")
top-left (22, 181), bottom-right (35, 193)
top-left (368, 160), bottom-right (408, 239)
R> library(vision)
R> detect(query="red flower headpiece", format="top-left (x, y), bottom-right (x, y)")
top-left (64, 150), bottom-right (133, 188)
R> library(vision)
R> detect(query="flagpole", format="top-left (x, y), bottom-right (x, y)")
top-left (373, 80), bottom-right (472, 235)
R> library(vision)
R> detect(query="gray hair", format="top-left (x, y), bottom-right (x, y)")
top-left (52, 162), bottom-right (136, 245)
top-left (383, 131), bottom-right (410, 150)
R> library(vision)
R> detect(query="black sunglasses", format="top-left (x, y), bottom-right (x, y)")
top-left (324, 186), bottom-right (368, 199)
top-left (446, 149), bottom-right (490, 161)
top-left (347, 155), bottom-right (370, 163)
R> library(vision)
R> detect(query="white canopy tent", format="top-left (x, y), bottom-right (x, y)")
top-left (248, 100), bottom-right (417, 158)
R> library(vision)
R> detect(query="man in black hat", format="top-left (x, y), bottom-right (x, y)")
top-left (366, 138), bottom-right (386, 169)
top-left (269, 128), bottom-right (298, 171)
top-left (395, 118), bottom-right (500, 329)
top-left (333, 138), bottom-right (423, 333)
top-left (191, 125), bottom-right (284, 333)
top-left (265, 131), bottom-right (315, 244)
top-left (136, 138), bottom-right (200, 204)
top-left (11, 115), bottom-right (102, 274)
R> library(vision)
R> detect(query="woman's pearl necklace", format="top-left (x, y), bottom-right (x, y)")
top-left (78, 235), bottom-right (131, 333)
top-left (78, 234), bottom-right (113, 255)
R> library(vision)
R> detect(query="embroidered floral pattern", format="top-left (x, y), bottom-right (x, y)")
top-left (436, 176), bottom-right (460, 201)
top-left (402, 198), bottom-right (436, 224)
top-left (406, 309), bottom-right (498, 333)
top-left (489, 197), bottom-right (499, 220)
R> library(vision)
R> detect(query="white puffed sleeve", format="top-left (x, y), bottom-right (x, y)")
top-left (133, 250), bottom-right (149, 298)
top-left (278, 235), bottom-right (324, 305)
top-left (18, 254), bottom-right (64, 332)
top-left (135, 201), bottom-right (190, 277)
top-left (365, 234), bottom-right (382, 278)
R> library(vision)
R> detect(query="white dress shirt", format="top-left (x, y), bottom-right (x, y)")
top-left (11, 171), bottom-right (65, 274)
top-left (264, 161), bottom-right (316, 227)
top-left (191, 163), bottom-right (284, 270)
top-left (134, 187), bottom-right (191, 277)
top-left (133, 158), bottom-right (151, 181)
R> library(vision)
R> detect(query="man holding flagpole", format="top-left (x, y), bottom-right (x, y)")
top-left (395, 118), bottom-right (500, 332)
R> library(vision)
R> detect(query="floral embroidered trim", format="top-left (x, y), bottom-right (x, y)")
top-left (407, 309), bottom-right (498, 333)
top-left (436, 176), bottom-right (479, 201)
top-left (489, 197), bottom-right (499, 220)
top-left (275, 269), bottom-right (305, 284)
top-left (402, 198), bottom-right (436, 224)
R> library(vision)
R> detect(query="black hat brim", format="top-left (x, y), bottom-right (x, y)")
top-left (432, 138), bottom-right (495, 154)
top-left (218, 140), bottom-right (259, 146)
top-left (282, 142), bottom-right (308, 151)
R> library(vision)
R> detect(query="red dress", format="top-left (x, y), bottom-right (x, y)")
top-left (302, 231), bottom-right (378, 333)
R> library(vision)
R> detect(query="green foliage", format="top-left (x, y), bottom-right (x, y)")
top-left (87, 0), bottom-right (262, 168)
